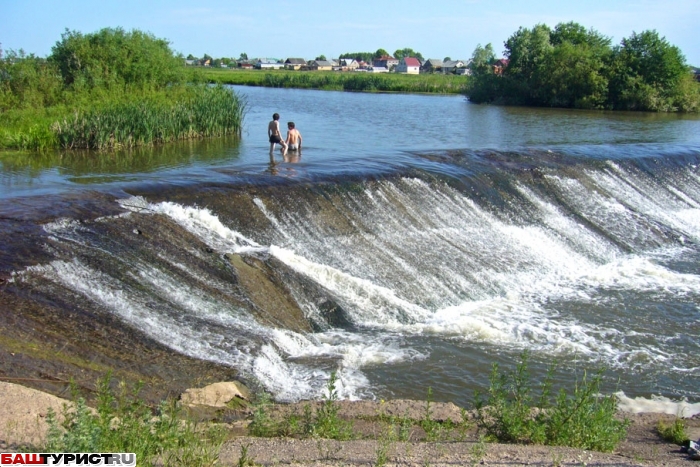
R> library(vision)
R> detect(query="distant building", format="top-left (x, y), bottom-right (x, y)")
top-left (368, 66), bottom-right (389, 73)
top-left (372, 55), bottom-right (399, 70)
top-left (284, 58), bottom-right (307, 70)
top-left (442, 60), bottom-right (466, 73)
top-left (309, 60), bottom-right (333, 71)
top-left (421, 59), bottom-right (443, 73)
top-left (395, 57), bottom-right (421, 74)
top-left (493, 59), bottom-right (509, 75)
top-left (339, 58), bottom-right (359, 71)
top-left (256, 59), bottom-right (284, 70)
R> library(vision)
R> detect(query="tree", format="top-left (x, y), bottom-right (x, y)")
top-left (443, 56), bottom-right (451, 62)
top-left (239, 52), bottom-right (248, 60)
top-left (394, 48), bottom-right (423, 61)
top-left (374, 48), bottom-right (389, 59)
top-left (186, 54), bottom-right (196, 60)
top-left (469, 43), bottom-right (496, 75)
top-left (50, 27), bottom-right (184, 90)
top-left (315, 54), bottom-right (327, 61)
top-left (608, 30), bottom-right (693, 111)
top-left (340, 52), bottom-right (374, 63)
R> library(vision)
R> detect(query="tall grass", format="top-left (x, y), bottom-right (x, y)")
top-left (52, 85), bottom-right (245, 150)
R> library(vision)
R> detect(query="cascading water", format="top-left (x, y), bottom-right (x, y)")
top-left (6, 146), bottom-right (700, 413)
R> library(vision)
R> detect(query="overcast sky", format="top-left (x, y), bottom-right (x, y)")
top-left (2, 0), bottom-right (699, 65)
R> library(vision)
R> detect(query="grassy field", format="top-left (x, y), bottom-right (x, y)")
top-left (198, 67), bottom-right (470, 94)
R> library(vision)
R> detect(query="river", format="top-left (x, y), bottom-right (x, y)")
top-left (2, 86), bottom-right (700, 413)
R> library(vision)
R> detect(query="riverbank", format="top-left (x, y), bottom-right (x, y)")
top-left (2, 380), bottom-right (699, 466)
top-left (198, 68), bottom-right (469, 94)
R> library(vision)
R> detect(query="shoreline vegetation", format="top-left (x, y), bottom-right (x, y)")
top-left (0, 28), bottom-right (246, 152)
top-left (3, 355), bottom-right (698, 466)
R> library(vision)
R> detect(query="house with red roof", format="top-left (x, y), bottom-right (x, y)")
top-left (395, 57), bottom-right (421, 74)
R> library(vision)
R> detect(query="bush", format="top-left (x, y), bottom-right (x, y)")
top-left (474, 352), bottom-right (629, 452)
top-left (44, 374), bottom-right (227, 467)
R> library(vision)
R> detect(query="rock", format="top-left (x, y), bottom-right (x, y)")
top-left (180, 381), bottom-right (251, 408)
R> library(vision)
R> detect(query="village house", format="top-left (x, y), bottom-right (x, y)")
top-left (284, 58), bottom-right (306, 70)
top-left (339, 58), bottom-right (359, 71)
top-left (493, 59), bottom-right (509, 75)
top-left (421, 59), bottom-right (443, 73)
top-left (372, 55), bottom-right (399, 70)
top-left (309, 60), bottom-right (333, 71)
top-left (395, 57), bottom-right (421, 74)
top-left (255, 59), bottom-right (284, 70)
top-left (442, 60), bottom-right (466, 73)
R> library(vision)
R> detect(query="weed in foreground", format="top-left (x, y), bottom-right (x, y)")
top-left (248, 371), bottom-right (354, 440)
top-left (474, 351), bottom-right (629, 452)
top-left (43, 373), bottom-right (226, 467)
top-left (657, 417), bottom-right (689, 445)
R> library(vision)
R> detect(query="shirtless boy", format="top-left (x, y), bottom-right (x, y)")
top-left (285, 122), bottom-right (302, 152)
top-left (268, 113), bottom-right (288, 154)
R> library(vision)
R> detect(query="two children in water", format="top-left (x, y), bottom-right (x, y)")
top-left (268, 113), bottom-right (302, 156)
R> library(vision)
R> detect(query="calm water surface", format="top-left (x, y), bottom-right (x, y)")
top-left (2, 86), bottom-right (700, 198)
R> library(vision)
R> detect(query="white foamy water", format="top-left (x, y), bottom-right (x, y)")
top-left (21, 169), bottom-right (700, 406)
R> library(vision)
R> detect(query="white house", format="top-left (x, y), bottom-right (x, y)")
top-left (255, 59), bottom-right (284, 70)
top-left (395, 57), bottom-right (421, 74)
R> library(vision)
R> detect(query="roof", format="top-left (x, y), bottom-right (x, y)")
top-left (424, 59), bottom-right (443, 67)
top-left (402, 57), bottom-right (421, 67)
top-left (285, 58), bottom-right (306, 64)
top-left (312, 60), bottom-right (333, 67)
top-left (378, 55), bottom-right (397, 61)
top-left (443, 60), bottom-right (464, 67)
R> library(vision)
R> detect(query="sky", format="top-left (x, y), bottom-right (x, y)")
top-left (2, 0), bottom-right (699, 66)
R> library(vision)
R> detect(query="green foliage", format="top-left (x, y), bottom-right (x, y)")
top-left (474, 352), bottom-right (629, 452)
top-left (469, 44), bottom-right (496, 76)
top-left (49, 27), bottom-right (184, 91)
top-left (394, 48), bottom-right (424, 61)
top-left (339, 52), bottom-right (374, 63)
top-left (311, 371), bottom-right (355, 440)
top-left (44, 373), bottom-right (226, 467)
top-left (248, 372), bottom-right (354, 440)
top-left (657, 418), bottom-right (689, 445)
top-left (608, 30), bottom-right (695, 111)
top-left (468, 22), bottom-right (699, 112)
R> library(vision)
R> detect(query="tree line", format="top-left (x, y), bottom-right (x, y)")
top-left (339, 48), bottom-right (425, 63)
top-left (467, 22), bottom-right (699, 112)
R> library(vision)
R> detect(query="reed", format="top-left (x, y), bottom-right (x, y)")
top-left (51, 85), bottom-right (245, 150)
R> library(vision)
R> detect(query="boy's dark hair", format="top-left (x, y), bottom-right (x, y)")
top-left (287, 122), bottom-right (295, 129)
top-left (273, 113), bottom-right (280, 120)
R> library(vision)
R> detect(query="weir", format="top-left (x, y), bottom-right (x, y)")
top-left (1, 146), bottom-right (700, 406)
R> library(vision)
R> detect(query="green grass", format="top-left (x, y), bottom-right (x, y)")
top-left (43, 374), bottom-right (227, 467)
top-left (197, 67), bottom-right (469, 94)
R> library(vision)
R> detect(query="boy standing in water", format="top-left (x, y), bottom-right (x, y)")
top-left (285, 122), bottom-right (302, 152)
top-left (268, 113), bottom-right (287, 154)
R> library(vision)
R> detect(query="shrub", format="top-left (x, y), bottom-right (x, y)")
top-left (474, 351), bottom-right (629, 452)
top-left (44, 374), bottom-right (227, 467)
